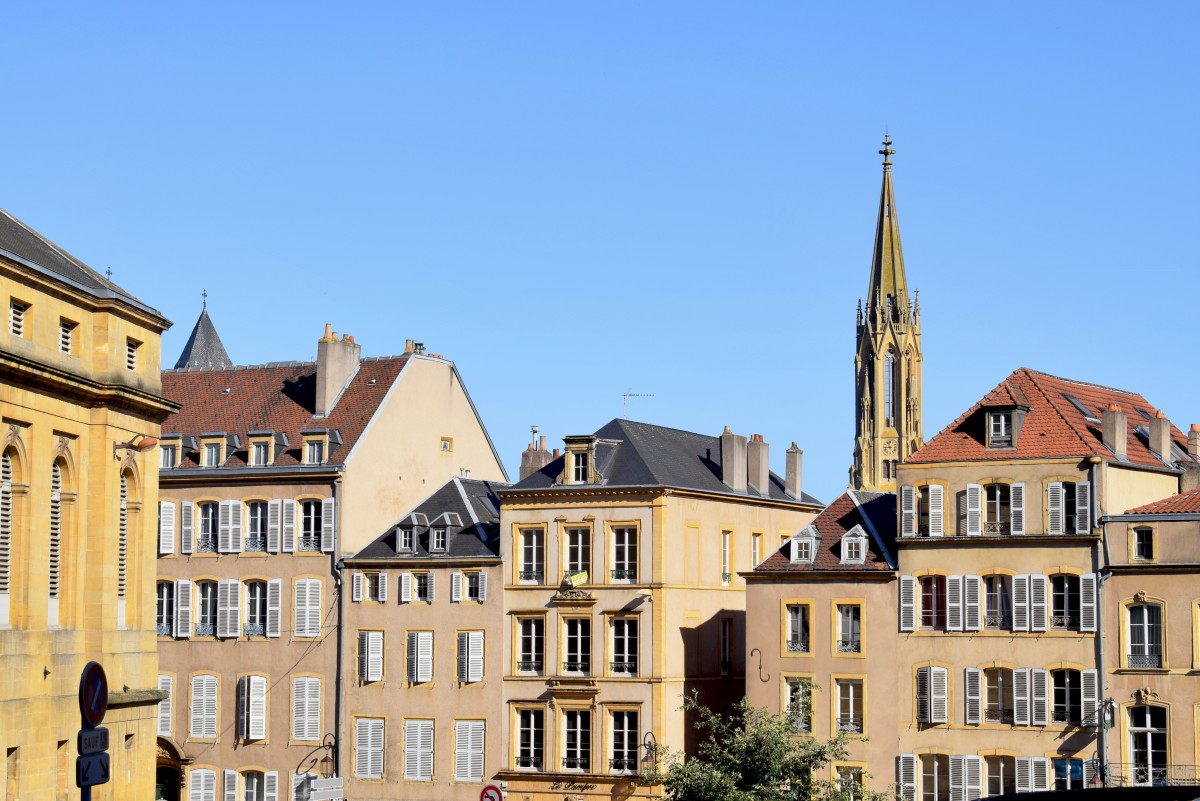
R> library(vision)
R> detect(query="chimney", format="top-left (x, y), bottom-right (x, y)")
top-left (720, 426), bottom-right (747, 492)
top-left (520, 435), bottom-right (554, 481)
top-left (747, 434), bottom-right (769, 494)
top-left (786, 441), bottom-right (803, 499)
top-left (1149, 410), bottom-right (1173, 463)
top-left (1101, 403), bottom-right (1128, 459)
top-left (1189, 424), bottom-right (1200, 460)
top-left (315, 323), bottom-right (361, 416)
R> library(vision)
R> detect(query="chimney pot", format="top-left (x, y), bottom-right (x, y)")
top-left (539, 435), bottom-right (547, 451)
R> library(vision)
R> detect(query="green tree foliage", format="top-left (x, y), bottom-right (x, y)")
top-left (646, 692), bottom-right (887, 801)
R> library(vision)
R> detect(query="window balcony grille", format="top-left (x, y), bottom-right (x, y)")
top-left (519, 570), bottom-right (543, 583)
top-left (194, 623), bottom-right (215, 637)
top-left (156, 623), bottom-right (173, 637)
top-left (837, 639), bottom-right (862, 653)
top-left (1052, 709), bottom-right (1079, 724)
top-left (243, 623), bottom-right (265, 637)
top-left (787, 639), bottom-right (810, 653)
top-left (792, 717), bottom-right (812, 733)
top-left (562, 757), bottom-right (589, 771)
top-left (1128, 653), bottom-right (1163, 669)
top-left (985, 708), bottom-right (1015, 724)
top-left (721, 572), bottom-right (732, 584)
top-left (984, 522), bottom-right (1010, 535)
top-left (984, 614), bottom-right (1010, 628)
top-left (515, 756), bottom-right (542, 770)
top-left (836, 715), bottom-right (863, 733)
top-left (1107, 762), bottom-right (1200, 787)
top-left (298, 535), bottom-right (321, 552)
top-left (244, 536), bottom-right (266, 552)
top-left (1051, 615), bottom-right (1079, 629)
top-left (610, 758), bottom-right (637, 773)
top-left (610, 661), bottom-right (637, 675)
top-left (517, 660), bottom-right (543, 673)
top-left (195, 535), bottom-right (218, 553)
top-left (562, 661), bottom-right (589, 675)
top-left (610, 568), bottom-right (637, 580)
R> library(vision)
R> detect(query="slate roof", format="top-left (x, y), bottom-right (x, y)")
top-left (1124, 486), bottom-right (1200, 516)
top-left (352, 477), bottom-right (507, 560)
top-left (174, 307), bottom-right (233, 370)
top-left (0, 208), bottom-right (161, 315)
top-left (511, 419), bottom-right (823, 506)
top-left (908, 367), bottom-right (1193, 470)
top-left (755, 490), bottom-right (896, 573)
top-left (161, 356), bottom-right (410, 468)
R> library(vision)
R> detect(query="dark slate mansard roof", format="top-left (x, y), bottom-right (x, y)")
top-left (512, 419), bottom-right (823, 506)
top-left (353, 477), bottom-right (509, 560)
top-left (755, 490), bottom-right (897, 573)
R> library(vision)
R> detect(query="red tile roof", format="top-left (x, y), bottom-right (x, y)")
top-left (161, 356), bottom-right (409, 468)
top-left (907, 367), bottom-right (1191, 470)
top-left (755, 490), bottom-right (895, 573)
top-left (1125, 486), bottom-right (1200, 515)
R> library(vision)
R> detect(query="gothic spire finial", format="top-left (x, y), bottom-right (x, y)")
top-left (879, 133), bottom-right (895, 169)
top-left (202, 288), bottom-right (208, 311)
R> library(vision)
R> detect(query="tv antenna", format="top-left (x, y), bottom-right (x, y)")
top-left (623, 390), bottom-right (655, 419)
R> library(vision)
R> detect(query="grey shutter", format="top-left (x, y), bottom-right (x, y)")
top-left (916, 667), bottom-right (931, 723)
top-left (157, 675), bottom-right (173, 736)
top-left (378, 573), bottom-right (388, 603)
top-left (457, 632), bottom-right (469, 683)
top-left (407, 633), bottom-right (418, 683)
top-left (1081, 669), bottom-right (1100, 726)
top-left (1075, 481), bottom-right (1091, 532)
top-left (950, 756), bottom-right (965, 801)
top-left (477, 571), bottom-right (487, 602)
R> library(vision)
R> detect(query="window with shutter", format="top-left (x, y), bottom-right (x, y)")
top-left (175, 579), bottom-right (193, 639)
top-left (404, 720), bottom-right (434, 781)
top-left (963, 574), bottom-right (982, 631)
top-left (266, 578), bottom-right (282, 638)
top-left (1010, 482), bottom-right (1025, 534)
top-left (157, 675), bottom-right (173, 737)
top-left (964, 668), bottom-right (982, 725)
top-left (159, 501), bottom-right (176, 555)
top-left (352, 572), bottom-right (363, 602)
top-left (264, 771), bottom-right (277, 801)
top-left (1074, 482), bottom-right (1091, 533)
top-left (291, 773), bottom-right (314, 801)
top-left (359, 631), bottom-right (383, 682)
top-left (965, 483), bottom-right (982, 536)
top-left (267, 499), bottom-right (281, 552)
top-left (293, 579), bottom-right (322, 638)
top-left (223, 770), bottom-right (238, 801)
top-left (181, 501), bottom-right (195, 554)
top-left (282, 499), bottom-right (296, 552)
top-left (355, 718), bottom-right (385, 779)
top-left (1079, 573), bottom-right (1097, 633)
top-left (1029, 574), bottom-right (1048, 632)
top-left (930, 667), bottom-right (948, 723)
top-left (1047, 482), bottom-right (1064, 534)
top-left (455, 720), bottom-right (485, 782)
top-left (408, 632), bottom-right (433, 683)
top-left (899, 576), bottom-right (917, 632)
top-left (1031, 668), bottom-right (1049, 726)
top-left (964, 755), bottom-right (983, 799)
top-left (218, 579), bottom-right (241, 638)
top-left (1012, 574), bottom-right (1030, 632)
top-left (190, 675), bottom-right (218, 738)
top-left (400, 573), bottom-right (412, 603)
top-left (900, 486), bottom-right (916, 537)
top-left (321, 497), bottom-right (335, 552)
top-left (927, 484), bottom-right (944, 536)
top-left (1013, 669), bottom-right (1030, 725)
top-left (897, 754), bottom-right (917, 801)
top-left (946, 575), bottom-right (964, 631)
top-left (1081, 669), bottom-right (1099, 726)
top-left (189, 768), bottom-right (216, 801)
top-left (291, 677), bottom-right (321, 742)
top-left (451, 572), bottom-right (463, 602)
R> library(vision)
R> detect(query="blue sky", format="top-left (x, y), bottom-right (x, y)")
top-left (4, 3), bottom-right (1197, 504)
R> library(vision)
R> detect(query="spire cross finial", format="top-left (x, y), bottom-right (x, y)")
top-left (202, 289), bottom-right (207, 310)
top-left (105, 266), bottom-right (112, 280)
top-left (879, 133), bottom-right (895, 168)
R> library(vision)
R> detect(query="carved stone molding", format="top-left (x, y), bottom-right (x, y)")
top-left (1134, 591), bottom-right (1148, 604)
top-left (1133, 687), bottom-right (1160, 705)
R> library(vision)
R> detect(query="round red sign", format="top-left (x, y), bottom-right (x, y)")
top-left (480, 785), bottom-right (503, 801)
top-left (79, 661), bottom-right (108, 727)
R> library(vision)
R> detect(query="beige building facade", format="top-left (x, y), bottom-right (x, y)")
top-left (497, 421), bottom-right (821, 801)
top-left (0, 208), bottom-right (176, 800)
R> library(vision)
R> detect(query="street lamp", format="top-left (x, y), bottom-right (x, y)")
top-left (640, 731), bottom-right (659, 780)
top-left (112, 434), bottom-right (157, 461)
top-left (295, 733), bottom-right (338, 782)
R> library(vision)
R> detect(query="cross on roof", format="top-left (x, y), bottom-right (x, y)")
top-left (879, 134), bottom-right (895, 168)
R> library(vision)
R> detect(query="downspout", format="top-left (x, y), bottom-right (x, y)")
top-left (1092, 457), bottom-right (1113, 786)
top-left (332, 477), bottom-right (345, 779)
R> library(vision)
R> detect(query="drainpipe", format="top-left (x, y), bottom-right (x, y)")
top-left (332, 478), bottom-right (345, 778)
top-left (1091, 457), bottom-right (1112, 786)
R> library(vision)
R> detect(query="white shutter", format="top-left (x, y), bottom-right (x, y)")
top-left (352, 572), bottom-right (363, 603)
top-left (321, 496), bottom-right (335, 552)
top-left (900, 486), bottom-right (916, 537)
top-left (1013, 668), bottom-right (1030, 725)
top-left (964, 755), bottom-right (983, 801)
top-left (899, 575), bottom-right (917, 632)
top-left (218, 579), bottom-right (240, 638)
top-left (378, 572), bottom-right (388, 603)
top-left (267, 499), bottom-right (281, 552)
top-left (400, 573), bottom-right (412, 603)
top-left (966, 483), bottom-right (982, 536)
top-left (928, 484), bottom-right (945, 536)
top-left (175, 579), bottom-right (193, 639)
top-left (457, 632), bottom-right (469, 683)
top-left (264, 772), bottom-right (277, 801)
top-left (238, 675), bottom-right (250, 739)
top-left (370, 719), bottom-right (385, 779)
top-left (916, 667), bottom-right (931, 723)
top-left (1029, 574), bottom-right (1048, 632)
top-left (249, 675), bottom-right (267, 739)
top-left (418, 631), bottom-right (433, 683)
top-left (427, 573), bottom-right (435, 601)
top-left (157, 675), bottom-right (173, 737)
top-left (181, 502), bottom-right (195, 554)
top-left (1031, 757), bottom-right (1051, 791)
top-left (898, 754), bottom-right (917, 801)
top-left (407, 633), bottom-right (418, 683)
top-left (190, 675), bottom-right (216, 738)
top-left (964, 668), bottom-right (982, 724)
top-left (159, 501), bottom-right (176, 554)
top-left (930, 666), bottom-right (948, 723)
top-left (1015, 757), bottom-right (1032, 793)
top-left (1012, 574), bottom-right (1030, 632)
top-left (405, 720), bottom-right (423, 779)
top-left (368, 631), bottom-right (383, 682)
top-left (223, 769), bottom-right (238, 801)
top-left (266, 578), bottom-right (282, 638)
top-left (282, 498), bottom-right (296, 552)
top-left (451, 571), bottom-right (463, 602)
top-left (469, 631), bottom-right (484, 683)
top-left (419, 721), bottom-right (433, 780)
top-left (950, 755), bottom-right (965, 801)
top-left (355, 718), bottom-right (372, 778)
top-left (291, 773), bottom-right (311, 801)
top-left (456, 720), bottom-right (484, 782)
top-left (1081, 669), bottom-right (1100, 726)
top-left (307, 581), bottom-right (321, 637)
top-left (1010, 482), bottom-right (1025, 534)
top-left (963, 575), bottom-right (982, 631)
top-left (230, 501), bottom-right (243, 552)
top-left (190, 769), bottom-right (216, 801)
top-left (218, 501), bottom-right (233, 553)
top-left (1075, 481), bottom-right (1091, 533)
top-left (294, 579), bottom-right (307, 637)
top-left (1080, 573), bottom-right (1097, 632)
top-left (1031, 668), bottom-right (1049, 726)
top-left (1081, 759), bottom-right (1094, 788)
top-left (292, 678), bottom-right (320, 741)
top-left (477, 571), bottom-right (487, 602)
top-left (946, 575), bottom-right (964, 631)
top-left (1047, 482), bottom-right (1064, 534)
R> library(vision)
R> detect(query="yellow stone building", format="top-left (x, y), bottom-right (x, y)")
top-left (0, 208), bottom-right (176, 799)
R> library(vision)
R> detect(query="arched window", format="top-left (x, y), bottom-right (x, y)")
top-left (984, 667), bottom-right (1015, 723)
top-left (1051, 575), bottom-right (1081, 630)
top-left (1128, 705), bottom-right (1167, 785)
top-left (1128, 604), bottom-right (1163, 668)
top-left (197, 502), bottom-right (218, 553)
top-left (884, 349), bottom-right (898, 426)
top-left (984, 484), bottom-right (1011, 535)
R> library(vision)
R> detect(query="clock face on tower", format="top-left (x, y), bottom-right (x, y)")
top-left (882, 438), bottom-right (898, 458)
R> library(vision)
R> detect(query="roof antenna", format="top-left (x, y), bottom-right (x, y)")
top-left (530, 424), bottom-right (539, 448)
top-left (623, 390), bottom-right (655, 419)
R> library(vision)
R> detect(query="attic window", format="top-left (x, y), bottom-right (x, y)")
top-left (251, 441), bottom-right (271, 466)
top-left (1062, 394), bottom-right (1101, 423)
top-left (840, 526), bottom-right (868, 565)
top-left (431, 528), bottom-right (446, 552)
top-left (573, 451), bottom-right (589, 483)
top-left (440, 437), bottom-right (453, 453)
top-left (398, 527), bottom-right (414, 553)
top-left (789, 525), bottom-right (818, 565)
top-left (305, 439), bottom-right (325, 465)
top-left (201, 439), bottom-right (224, 468)
top-left (988, 412), bottom-right (1013, 448)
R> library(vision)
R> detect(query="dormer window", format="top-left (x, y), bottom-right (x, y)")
top-left (989, 412), bottom-right (1012, 447)
top-left (840, 527), bottom-right (868, 565)
top-left (398, 527), bottom-right (414, 553)
top-left (562, 435), bottom-right (598, 485)
top-left (789, 525), bottom-right (818, 565)
top-left (306, 440), bottom-right (324, 464)
top-left (159, 436), bottom-right (181, 469)
top-left (573, 452), bottom-right (589, 483)
top-left (200, 437), bottom-right (224, 468)
top-left (431, 528), bottom-right (447, 552)
top-left (252, 441), bottom-right (270, 466)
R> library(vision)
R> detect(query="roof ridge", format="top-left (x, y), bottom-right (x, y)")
top-left (1019, 367), bottom-right (1096, 454)
top-left (1024, 367), bottom-right (1143, 399)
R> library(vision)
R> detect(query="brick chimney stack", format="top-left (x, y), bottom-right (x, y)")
top-left (786, 442), bottom-right (803, 499)
top-left (315, 324), bottom-right (361, 417)
top-left (520, 435), bottom-right (554, 481)
top-left (1101, 403), bottom-right (1127, 460)
top-left (1189, 424), bottom-right (1200, 460)
top-left (747, 434), bottom-right (770, 495)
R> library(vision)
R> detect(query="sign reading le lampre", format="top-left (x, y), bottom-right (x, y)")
top-left (77, 661), bottom-right (111, 789)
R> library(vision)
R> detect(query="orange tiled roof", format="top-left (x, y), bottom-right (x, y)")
top-left (1125, 486), bottom-right (1200, 515)
top-left (907, 367), bottom-right (1191, 469)
top-left (755, 490), bottom-right (895, 573)
top-left (161, 356), bottom-right (409, 468)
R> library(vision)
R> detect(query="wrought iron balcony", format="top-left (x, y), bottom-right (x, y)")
top-left (519, 570), bottom-right (543, 583)
top-left (243, 623), bottom-right (265, 637)
top-left (837, 639), bottom-right (861, 653)
top-left (1052, 709), bottom-right (1081, 724)
top-left (1107, 763), bottom-right (1200, 787)
top-left (194, 623), bottom-right (215, 637)
top-left (610, 661), bottom-right (637, 675)
top-left (721, 572), bottom-right (732, 584)
top-left (984, 614), bottom-right (1010, 628)
top-left (985, 708), bottom-right (1015, 724)
top-left (787, 639), bottom-right (810, 653)
top-left (156, 623), bottom-right (173, 637)
top-left (610, 568), bottom-right (637, 580)
top-left (562, 756), bottom-right (590, 771)
top-left (790, 715), bottom-right (812, 733)
top-left (1050, 615), bottom-right (1079, 629)
top-left (562, 661), bottom-right (590, 674)
top-left (1128, 653), bottom-right (1163, 669)
top-left (298, 535), bottom-right (321, 552)
top-left (984, 522), bottom-right (1010, 535)
top-left (244, 536), bottom-right (266, 552)
top-left (517, 660), bottom-right (543, 673)
top-left (515, 756), bottom-right (542, 770)
top-left (610, 758), bottom-right (638, 773)
top-left (195, 535), bottom-right (218, 553)
top-left (836, 716), bottom-right (863, 733)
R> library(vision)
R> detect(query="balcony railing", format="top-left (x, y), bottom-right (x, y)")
top-left (1052, 709), bottom-right (1081, 724)
top-left (984, 521), bottom-right (1010, 535)
top-left (610, 568), bottom-right (637, 581)
top-left (517, 660), bottom-right (543, 673)
top-left (1051, 615), bottom-right (1079, 629)
top-left (244, 536), bottom-right (266, 553)
top-left (1107, 763), bottom-right (1200, 787)
top-left (562, 756), bottom-right (589, 771)
top-left (610, 758), bottom-right (638, 773)
top-left (195, 535), bottom-right (218, 553)
top-left (562, 661), bottom-right (589, 674)
top-left (836, 716), bottom-right (863, 733)
top-left (791, 717), bottom-right (812, 733)
top-left (837, 639), bottom-right (861, 653)
top-left (194, 623), bottom-right (215, 637)
top-left (610, 661), bottom-right (637, 675)
top-left (157, 623), bottom-right (173, 637)
top-left (243, 623), bottom-right (265, 637)
top-left (985, 708), bottom-right (1015, 724)
top-left (721, 572), bottom-right (732, 584)
top-left (984, 614), bottom-right (1011, 628)
top-left (787, 639), bottom-right (810, 653)
top-left (1128, 652), bottom-right (1163, 669)
top-left (519, 570), bottom-right (543, 583)
top-left (515, 756), bottom-right (542, 770)
top-left (298, 535), bottom-right (321, 552)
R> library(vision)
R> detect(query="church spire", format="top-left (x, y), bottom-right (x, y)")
top-left (852, 135), bottom-right (924, 491)
top-left (173, 296), bottom-right (233, 371)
